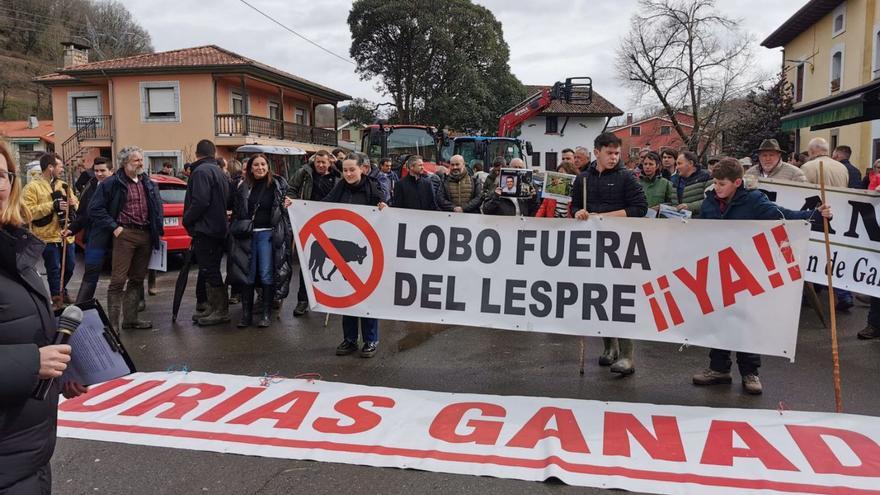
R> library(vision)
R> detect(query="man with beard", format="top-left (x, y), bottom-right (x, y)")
top-left (437, 154), bottom-right (482, 213)
top-left (89, 146), bottom-right (164, 330)
top-left (286, 150), bottom-right (339, 316)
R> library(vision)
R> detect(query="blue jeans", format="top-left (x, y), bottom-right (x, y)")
top-left (248, 230), bottom-right (273, 286)
top-left (43, 242), bottom-right (75, 296)
top-left (342, 316), bottom-right (378, 344)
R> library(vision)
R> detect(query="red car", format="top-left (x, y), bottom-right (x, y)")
top-left (75, 174), bottom-right (191, 253)
top-left (151, 174), bottom-right (191, 253)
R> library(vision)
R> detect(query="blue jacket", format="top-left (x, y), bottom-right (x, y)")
top-left (840, 159), bottom-right (863, 189)
top-left (89, 169), bottom-right (164, 250)
top-left (700, 186), bottom-right (821, 224)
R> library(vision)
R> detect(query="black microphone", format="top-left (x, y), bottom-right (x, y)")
top-left (33, 304), bottom-right (84, 401)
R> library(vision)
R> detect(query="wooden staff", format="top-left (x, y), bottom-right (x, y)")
top-left (58, 181), bottom-right (72, 305)
top-left (579, 179), bottom-right (587, 375)
top-left (818, 160), bottom-right (843, 413)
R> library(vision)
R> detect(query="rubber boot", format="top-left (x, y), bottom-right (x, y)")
top-left (122, 285), bottom-right (152, 329)
top-left (598, 337), bottom-right (619, 366)
top-left (107, 292), bottom-right (122, 331)
top-left (147, 270), bottom-right (157, 295)
top-left (198, 286), bottom-right (231, 326)
top-left (137, 282), bottom-right (146, 312)
top-left (237, 285), bottom-right (254, 328)
top-left (257, 286), bottom-right (272, 328)
top-left (610, 338), bottom-right (635, 375)
top-left (192, 300), bottom-right (212, 323)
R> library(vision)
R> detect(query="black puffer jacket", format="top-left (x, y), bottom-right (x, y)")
top-left (570, 162), bottom-right (647, 217)
top-left (183, 157), bottom-right (231, 240)
top-left (323, 176), bottom-right (384, 206)
top-left (0, 225), bottom-right (58, 490)
top-left (226, 176), bottom-right (293, 300)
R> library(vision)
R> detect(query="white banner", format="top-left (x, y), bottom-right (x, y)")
top-left (759, 178), bottom-right (880, 297)
top-left (58, 372), bottom-right (880, 495)
top-left (288, 201), bottom-right (810, 359)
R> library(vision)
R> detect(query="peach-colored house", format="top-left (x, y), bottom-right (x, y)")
top-left (36, 43), bottom-right (350, 174)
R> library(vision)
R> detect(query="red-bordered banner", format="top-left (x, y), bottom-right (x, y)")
top-left (58, 372), bottom-right (880, 495)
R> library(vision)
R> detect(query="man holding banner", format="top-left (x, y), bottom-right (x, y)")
top-left (693, 158), bottom-right (832, 394)
top-left (571, 132), bottom-right (647, 375)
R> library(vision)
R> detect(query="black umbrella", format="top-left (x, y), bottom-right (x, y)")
top-left (171, 246), bottom-right (194, 322)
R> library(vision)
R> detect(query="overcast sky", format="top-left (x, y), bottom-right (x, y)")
top-left (124, 0), bottom-right (804, 119)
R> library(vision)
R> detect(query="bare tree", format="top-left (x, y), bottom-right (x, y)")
top-left (82, 0), bottom-right (153, 60)
top-left (616, 0), bottom-right (760, 158)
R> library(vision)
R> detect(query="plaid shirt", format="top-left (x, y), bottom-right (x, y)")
top-left (118, 176), bottom-right (149, 226)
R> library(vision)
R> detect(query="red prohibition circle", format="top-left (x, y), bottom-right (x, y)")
top-left (298, 208), bottom-right (384, 308)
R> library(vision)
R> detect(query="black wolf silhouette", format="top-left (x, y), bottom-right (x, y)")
top-left (309, 239), bottom-right (368, 282)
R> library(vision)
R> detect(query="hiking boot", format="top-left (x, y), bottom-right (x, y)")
top-left (742, 374), bottom-right (763, 395)
top-left (237, 285), bottom-right (254, 328)
top-left (293, 300), bottom-right (309, 317)
top-left (361, 342), bottom-right (378, 358)
top-left (62, 291), bottom-right (75, 305)
top-left (122, 286), bottom-right (152, 330)
top-left (137, 283), bottom-right (146, 312)
top-left (192, 301), bottom-right (211, 323)
top-left (51, 295), bottom-right (64, 312)
top-left (198, 286), bottom-right (231, 326)
top-left (336, 340), bottom-right (358, 356)
top-left (692, 368), bottom-right (733, 386)
top-left (598, 337), bottom-right (619, 366)
top-left (257, 286), bottom-right (272, 328)
top-left (610, 338), bottom-right (635, 375)
top-left (857, 324), bottom-right (880, 340)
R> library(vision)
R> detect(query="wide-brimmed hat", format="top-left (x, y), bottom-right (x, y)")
top-left (756, 139), bottom-right (784, 154)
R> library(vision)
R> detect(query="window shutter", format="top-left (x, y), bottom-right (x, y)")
top-left (148, 88), bottom-right (176, 114)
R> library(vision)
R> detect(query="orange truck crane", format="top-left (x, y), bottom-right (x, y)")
top-left (497, 77), bottom-right (593, 137)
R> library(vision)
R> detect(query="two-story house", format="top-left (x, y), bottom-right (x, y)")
top-left (611, 112), bottom-right (695, 165)
top-left (0, 116), bottom-right (54, 167)
top-left (518, 85), bottom-right (622, 170)
top-left (763, 0), bottom-right (880, 170)
top-left (36, 43), bottom-right (351, 174)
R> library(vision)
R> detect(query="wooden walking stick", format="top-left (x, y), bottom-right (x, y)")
top-left (818, 161), bottom-right (844, 413)
top-left (579, 179), bottom-right (587, 375)
top-left (58, 181), bottom-right (72, 306)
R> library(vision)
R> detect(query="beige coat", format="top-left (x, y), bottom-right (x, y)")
top-left (745, 161), bottom-right (806, 182)
top-left (801, 156), bottom-right (851, 188)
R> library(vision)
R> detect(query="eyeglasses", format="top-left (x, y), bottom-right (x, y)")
top-left (0, 170), bottom-right (15, 185)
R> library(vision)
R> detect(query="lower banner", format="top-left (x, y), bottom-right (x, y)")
top-left (759, 178), bottom-right (880, 297)
top-left (59, 372), bottom-right (880, 495)
top-left (288, 201), bottom-right (810, 359)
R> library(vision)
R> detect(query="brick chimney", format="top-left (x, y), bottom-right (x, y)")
top-left (61, 41), bottom-right (90, 68)
top-left (626, 113), bottom-right (633, 125)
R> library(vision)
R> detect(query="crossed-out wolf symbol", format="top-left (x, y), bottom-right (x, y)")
top-left (309, 238), bottom-right (368, 282)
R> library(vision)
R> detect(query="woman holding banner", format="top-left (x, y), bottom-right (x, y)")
top-left (323, 153), bottom-right (387, 357)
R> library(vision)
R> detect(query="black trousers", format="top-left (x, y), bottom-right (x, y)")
top-left (297, 271), bottom-right (307, 302)
top-left (709, 348), bottom-right (760, 376)
top-left (192, 233), bottom-right (225, 288)
top-left (4, 463), bottom-right (51, 494)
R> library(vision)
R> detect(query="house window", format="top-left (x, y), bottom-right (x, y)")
top-left (341, 129), bottom-right (351, 141)
top-left (545, 152), bottom-right (557, 170)
top-left (532, 152), bottom-right (541, 170)
top-left (831, 49), bottom-right (843, 92)
top-left (67, 90), bottom-right (102, 128)
top-left (631, 126), bottom-right (641, 136)
top-left (143, 151), bottom-right (183, 176)
top-left (830, 129), bottom-right (839, 151)
top-left (832, 4), bottom-right (846, 37)
top-left (295, 108), bottom-right (306, 125)
top-left (232, 92), bottom-right (244, 114)
top-left (660, 126), bottom-right (671, 135)
top-left (630, 147), bottom-right (640, 158)
top-left (139, 81), bottom-right (180, 122)
top-left (268, 101), bottom-right (281, 120)
top-left (795, 63), bottom-right (805, 102)
top-left (545, 116), bottom-right (558, 134)
top-left (18, 143), bottom-right (34, 152)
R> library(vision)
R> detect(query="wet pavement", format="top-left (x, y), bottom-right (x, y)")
top-left (51, 254), bottom-right (880, 494)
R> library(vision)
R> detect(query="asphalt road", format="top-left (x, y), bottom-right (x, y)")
top-left (50, 256), bottom-right (880, 495)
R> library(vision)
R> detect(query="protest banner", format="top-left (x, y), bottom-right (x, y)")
top-left (758, 178), bottom-right (880, 298)
top-left (288, 201), bottom-right (809, 359)
top-left (58, 371), bottom-right (880, 495)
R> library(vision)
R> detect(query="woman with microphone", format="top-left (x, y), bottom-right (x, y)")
top-left (0, 144), bottom-right (86, 494)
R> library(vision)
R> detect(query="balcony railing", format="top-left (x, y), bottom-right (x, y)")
top-left (215, 113), bottom-right (337, 147)
top-left (75, 115), bottom-right (112, 140)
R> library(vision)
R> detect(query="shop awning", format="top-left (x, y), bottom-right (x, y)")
top-left (781, 79), bottom-right (880, 132)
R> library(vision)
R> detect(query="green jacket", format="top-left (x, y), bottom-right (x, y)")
top-left (638, 175), bottom-right (674, 208)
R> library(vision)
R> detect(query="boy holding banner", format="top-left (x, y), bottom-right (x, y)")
top-left (571, 133), bottom-right (647, 375)
top-left (693, 158), bottom-right (832, 394)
